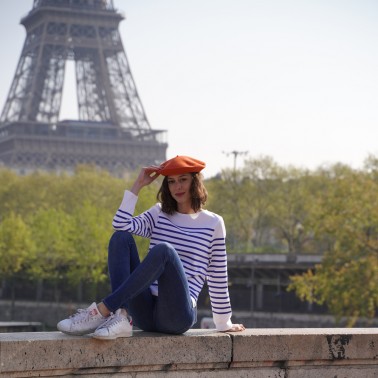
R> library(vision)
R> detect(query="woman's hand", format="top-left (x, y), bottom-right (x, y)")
top-left (130, 166), bottom-right (160, 195)
top-left (223, 323), bottom-right (246, 332)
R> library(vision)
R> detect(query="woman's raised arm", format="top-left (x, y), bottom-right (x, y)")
top-left (130, 166), bottom-right (160, 195)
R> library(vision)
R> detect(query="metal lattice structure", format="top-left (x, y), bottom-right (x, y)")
top-left (0, 0), bottom-right (167, 174)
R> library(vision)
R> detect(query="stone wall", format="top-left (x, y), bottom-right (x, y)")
top-left (1, 328), bottom-right (377, 377)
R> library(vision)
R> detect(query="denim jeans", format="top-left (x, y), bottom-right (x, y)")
top-left (102, 231), bottom-right (197, 334)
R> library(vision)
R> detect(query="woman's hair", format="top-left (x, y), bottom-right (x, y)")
top-left (157, 173), bottom-right (208, 215)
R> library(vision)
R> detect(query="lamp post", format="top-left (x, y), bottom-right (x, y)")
top-left (222, 150), bottom-right (249, 173)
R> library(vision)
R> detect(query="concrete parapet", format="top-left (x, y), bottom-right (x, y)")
top-left (0, 328), bottom-right (377, 377)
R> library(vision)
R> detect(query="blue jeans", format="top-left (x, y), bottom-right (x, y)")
top-left (102, 231), bottom-right (197, 334)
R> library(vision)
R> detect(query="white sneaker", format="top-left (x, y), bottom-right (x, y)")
top-left (57, 302), bottom-right (106, 335)
top-left (93, 309), bottom-right (133, 340)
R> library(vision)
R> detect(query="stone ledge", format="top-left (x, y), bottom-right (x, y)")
top-left (0, 328), bottom-right (377, 377)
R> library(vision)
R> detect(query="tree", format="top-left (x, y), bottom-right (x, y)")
top-left (27, 208), bottom-right (76, 301)
top-left (267, 166), bottom-right (328, 255)
top-left (58, 165), bottom-right (125, 214)
top-left (68, 202), bottom-right (111, 286)
top-left (208, 156), bottom-right (321, 254)
top-left (238, 157), bottom-right (284, 252)
top-left (0, 212), bottom-right (35, 316)
top-left (0, 212), bottom-right (35, 277)
top-left (288, 165), bottom-right (378, 325)
top-left (0, 171), bottom-right (58, 218)
top-left (0, 169), bottom-right (20, 219)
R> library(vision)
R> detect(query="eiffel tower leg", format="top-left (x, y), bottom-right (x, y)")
top-left (1, 33), bottom-right (65, 123)
top-left (105, 49), bottom-right (151, 134)
top-left (0, 37), bottom-right (41, 122)
top-left (33, 45), bottom-right (66, 123)
top-left (75, 49), bottom-right (112, 122)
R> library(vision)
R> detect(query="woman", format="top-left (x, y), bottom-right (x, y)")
top-left (57, 155), bottom-right (245, 339)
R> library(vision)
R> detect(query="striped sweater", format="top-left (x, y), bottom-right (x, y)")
top-left (112, 190), bottom-right (233, 331)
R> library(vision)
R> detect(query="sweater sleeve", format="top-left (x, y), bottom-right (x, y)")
top-left (112, 190), bottom-right (159, 238)
top-left (207, 216), bottom-right (233, 331)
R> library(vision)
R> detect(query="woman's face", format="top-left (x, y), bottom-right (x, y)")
top-left (167, 174), bottom-right (193, 211)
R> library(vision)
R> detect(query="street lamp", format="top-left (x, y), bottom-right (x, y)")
top-left (222, 150), bottom-right (249, 172)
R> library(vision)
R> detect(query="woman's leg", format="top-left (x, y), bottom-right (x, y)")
top-left (103, 241), bottom-right (196, 334)
top-left (106, 231), bottom-right (155, 331)
top-left (107, 230), bottom-right (140, 292)
top-left (57, 231), bottom-right (158, 336)
top-left (153, 243), bottom-right (197, 334)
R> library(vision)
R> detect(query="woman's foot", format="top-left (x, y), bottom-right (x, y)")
top-left (93, 309), bottom-right (133, 340)
top-left (57, 302), bottom-right (107, 335)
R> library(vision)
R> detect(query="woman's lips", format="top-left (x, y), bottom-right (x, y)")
top-left (175, 192), bottom-right (185, 197)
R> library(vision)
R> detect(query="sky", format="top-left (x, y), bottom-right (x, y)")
top-left (0, 1), bottom-right (377, 177)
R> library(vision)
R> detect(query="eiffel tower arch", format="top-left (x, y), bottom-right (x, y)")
top-left (0, 0), bottom-right (167, 174)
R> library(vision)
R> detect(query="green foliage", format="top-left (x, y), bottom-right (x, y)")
top-left (207, 156), bottom-right (325, 254)
top-left (0, 166), bottom-right (158, 288)
top-left (207, 157), bottom-right (280, 253)
top-left (0, 155), bottom-right (378, 325)
top-left (28, 208), bottom-right (75, 281)
top-left (207, 155), bottom-right (378, 324)
top-left (0, 212), bottom-right (35, 278)
top-left (68, 202), bottom-right (111, 284)
top-left (288, 165), bottom-right (378, 325)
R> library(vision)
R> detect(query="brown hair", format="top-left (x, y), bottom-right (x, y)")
top-left (157, 173), bottom-right (208, 215)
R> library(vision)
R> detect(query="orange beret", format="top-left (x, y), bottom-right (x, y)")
top-left (156, 155), bottom-right (206, 176)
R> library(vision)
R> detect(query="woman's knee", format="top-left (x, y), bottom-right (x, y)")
top-left (152, 242), bottom-right (177, 258)
top-left (108, 231), bottom-right (135, 252)
top-left (109, 231), bottom-right (134, 244)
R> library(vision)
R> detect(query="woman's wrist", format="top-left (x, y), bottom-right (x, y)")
top-left (130, 181), bottom-right (143, 195)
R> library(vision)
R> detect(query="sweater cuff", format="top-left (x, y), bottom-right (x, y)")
top-left (119, 190), bottom-right (138, 212)
top-left (213, 313), bottom-right (233, 332)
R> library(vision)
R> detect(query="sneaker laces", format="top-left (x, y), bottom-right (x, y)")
top-left (69, 308), bottom-right (92, 323)
top-left (97, 312), bottom-right (129, 331)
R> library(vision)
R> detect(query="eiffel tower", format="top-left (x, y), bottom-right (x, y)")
top-left (0, 0), bottom-right (167, 174)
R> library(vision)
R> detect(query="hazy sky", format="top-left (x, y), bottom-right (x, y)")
top-left (1, 1), bottom-right (377, 177)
